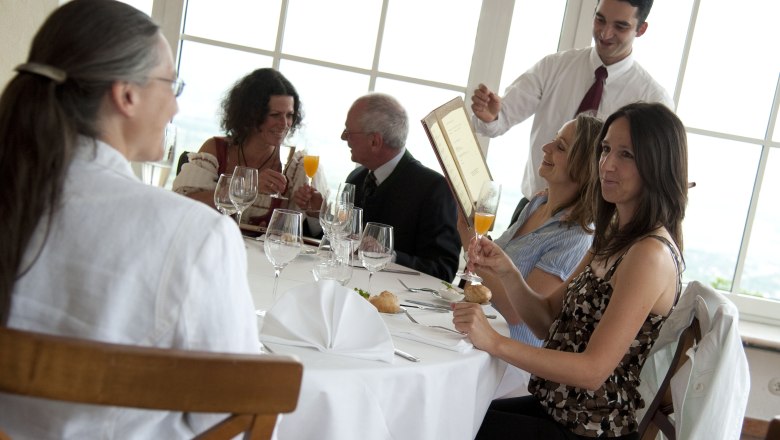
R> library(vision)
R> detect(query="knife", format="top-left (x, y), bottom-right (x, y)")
top-left (394, 348), bottom-right (420, 362)
top-left (351, 265), bottom-right (420, 276)
top-left (400, 303), bottom-right (449, 313)
top-left (406, 300), bottom-right (497, 319)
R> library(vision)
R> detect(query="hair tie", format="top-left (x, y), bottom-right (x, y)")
top-left (14, 62), bottom-right (67, 84)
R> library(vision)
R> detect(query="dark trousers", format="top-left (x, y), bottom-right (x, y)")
top-left (476, 396), bottom-right (639, 440)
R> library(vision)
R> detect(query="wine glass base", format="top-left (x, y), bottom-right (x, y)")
top-left (456, 271), bottom-right (483, 284)
top-left (270, 194), bottom-right (288, 200)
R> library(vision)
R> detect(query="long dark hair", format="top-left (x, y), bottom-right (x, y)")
top-left (0, 0), bottom-right (161, 324)
top-left (590, 102), bottom-right (688, 260)
top-left (221, 68), bottom-right (303, 147)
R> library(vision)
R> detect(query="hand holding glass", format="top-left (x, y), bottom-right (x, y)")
top-left (358, 222), bottom-right (393, 294)
top-left (264, 209), bottom-right (303, 302)
top-left (457, 181), bottom-right (501, 284)
top-left (230, 166), bottom-right (258, 225)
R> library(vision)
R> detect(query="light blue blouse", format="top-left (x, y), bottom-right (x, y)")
top-left (493, 193), bottom-right (592, 346)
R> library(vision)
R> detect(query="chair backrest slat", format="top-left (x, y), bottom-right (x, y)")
top-left (0, 327), bottom-right (302, 439)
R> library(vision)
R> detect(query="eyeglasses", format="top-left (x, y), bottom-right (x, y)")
top-left (341, 128), bottom-right (373, 140)
top-left (151, 77), bottom-right (186, 97)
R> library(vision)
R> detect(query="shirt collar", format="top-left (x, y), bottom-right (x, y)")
top-left (372, 147), bottom-right (405, 185)
top-left (589, 46), bottom-right (635, 83)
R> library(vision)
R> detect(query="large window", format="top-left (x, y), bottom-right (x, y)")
top-left (151, 0), bottom-right (779, 323)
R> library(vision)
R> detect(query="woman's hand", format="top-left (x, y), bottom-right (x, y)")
top-left (293, 185), bottom-right (322, 212)
top-left (452, 302), bottom-right (500, 352)
top-left (259, 168), bottom-right (287, 194)
top-left (467, 235), bottom-right (516, 278)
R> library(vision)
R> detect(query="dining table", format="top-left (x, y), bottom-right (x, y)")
top-left (243, 235), bottom-right (528, 440)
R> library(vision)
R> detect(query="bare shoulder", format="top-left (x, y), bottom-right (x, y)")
top-left (613, 232), bottom-right (680, 314)
top-left (198, 137), bottom-right (220, 155)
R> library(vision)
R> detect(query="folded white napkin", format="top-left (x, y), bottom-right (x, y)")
top-left (385, 319), bottom-right (473, 353)
top-left (260, 280), bottom-right (395, 363)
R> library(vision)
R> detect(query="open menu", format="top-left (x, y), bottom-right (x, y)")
top-left (421, 96), bottom-right (492, 219)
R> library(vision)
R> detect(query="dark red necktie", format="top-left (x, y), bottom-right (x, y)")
top-left (575, 66), bottom-right (608, 116)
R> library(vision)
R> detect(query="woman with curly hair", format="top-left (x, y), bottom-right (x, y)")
top-left (173, 68), bottom-right (326, 228)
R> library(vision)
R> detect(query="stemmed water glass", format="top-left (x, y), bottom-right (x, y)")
top-left (264, 209), bottom-right (303, 302)
top-left (229, 166), bottom-right (258, 225)
top-left (318, 183), bottom-right (354, 258)
top-left (214, 173), bottom-right (236, 218)
top-left (358, 222), bottom-right (394, 295)
top-left (458, 180), bottom-right (502, 284)
top-left (142, 123), bottom-right (177, 187)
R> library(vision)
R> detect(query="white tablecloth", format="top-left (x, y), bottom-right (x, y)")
top-left (244, 238), bottom-right (526, 440)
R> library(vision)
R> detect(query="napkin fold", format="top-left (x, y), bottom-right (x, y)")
top-left (385, 319), bottom-right (473, 353)
top-left (260, 280), bottom-right (395, 363)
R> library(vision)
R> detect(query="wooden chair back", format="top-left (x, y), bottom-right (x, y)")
top-left (767, 416), bottom-right (780, 440)
top-left (638, 317), bottom-right (701, 440)
top-left (0, 327), bottom-right (302, 440)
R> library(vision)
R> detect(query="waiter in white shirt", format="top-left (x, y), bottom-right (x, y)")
top-left (471, 0), bottom-right (673, 222)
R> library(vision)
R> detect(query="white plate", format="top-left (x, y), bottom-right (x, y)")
top-left (437, 287), bottom-right (464, 302)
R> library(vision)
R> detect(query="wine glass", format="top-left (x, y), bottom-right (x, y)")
top-left (343, 207), bottom-right (363, 267)
top-left (358, 222), bottom-right (394, 295)
top-left (458, 181), bottom-right (502, 284)
top-left (302, 153), bottom-right (319, 210)
top-left (229, 166), bottom-right (258, 225)
top-left (142, 123), bottom-right (177, 187)
top-left (318, 183), bottom-right (354, 258)
top-left (214, 173), bottom-right (237, 218)
top-left (264, 209), bottom-right (303, 302)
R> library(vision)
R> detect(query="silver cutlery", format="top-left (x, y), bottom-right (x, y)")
top-left (394, 348), bottom-right (420, 362)
top-left (400, 303), bottom-right (449, 313)
top-left (397, 279), bottom-right (443, 298)
top-left (402, 308), bottom-right (466, 335)
top-left (406, 300), bottom-right (497, 320)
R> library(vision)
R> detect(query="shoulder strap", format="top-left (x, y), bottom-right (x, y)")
top-left (215, 137), bottom-right (228, 175)
top-left (646, 235), bottom-right (683, 305)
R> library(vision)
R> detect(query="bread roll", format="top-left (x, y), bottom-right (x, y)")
top-left (369, 290), bottom-right (400, 313)
top-left (463, 283), bottom-right (491, 304)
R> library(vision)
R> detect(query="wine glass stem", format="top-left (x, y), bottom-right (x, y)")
top-left (368, 271), bottom-right (374, 294)
top-left (272, 269), bottom-right (281, 302)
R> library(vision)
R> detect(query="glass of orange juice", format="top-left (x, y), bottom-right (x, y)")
top-left (457, 180), bottom-right (501, 284)
top-left (303, 154), bottom-right (319, 185)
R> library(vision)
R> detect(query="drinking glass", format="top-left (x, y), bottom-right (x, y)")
top-left (318, 183), bottom-right (354, 258)
top-left (343, 207), bottom-right (363, 267)
top-left (142, 123), bottom-right (177, 187)
top-left (302, 153), bottom-right (319, 209)
top-left (214, 173), bottom-right (237, 218)
top-left (229, 166), bottom-right (258, 225)
top-left (358, 222), bottom-right (394, 295)
top-left (264, 209), bottom-right (303, 302)
top-left (312, 240), bottom-right (353, 286)
top-left (458, 181), bottom-right (502, 284)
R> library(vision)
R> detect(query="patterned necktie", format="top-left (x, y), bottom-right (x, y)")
top-left (575, 66), bottom-right (608, 116)
top-left (362, 171), bottom-right (377, 205)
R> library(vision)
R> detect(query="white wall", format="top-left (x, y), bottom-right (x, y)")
top-left (0, 0), bottom-right (58, 90)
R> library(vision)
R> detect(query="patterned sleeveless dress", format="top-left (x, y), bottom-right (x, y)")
top-left (527, 235), bottom-right (681, 437)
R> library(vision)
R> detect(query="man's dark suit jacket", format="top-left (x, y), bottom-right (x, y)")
top-left (346, 150), bottom-right (460, 281)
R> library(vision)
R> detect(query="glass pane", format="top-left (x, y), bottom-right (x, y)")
top-left (118, 0), bottom-right (153, 15)
top-left (184, 0), bottom-right (282, 50)
top-left (373, 79), bottom-right (463, 176)
top-left (682, 134), bottom-right (761, 291)
top-left (279, 60), bottom-right (371, 194)
top-left (488, 0), bottom-right (566, 235)
top-left (380, 0), bottom-right (481, 86)
top-left (175, 41), bottom-right (273, 161)
top-left (676, 0), bottom-right (780, 139)
top-left (632, 0), bottom-right (693, 100)
top-left (740, 147), bottom-right (780, 301)
top-left (284, 0), bottom-right (383, 68)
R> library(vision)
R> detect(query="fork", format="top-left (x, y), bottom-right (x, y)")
top-left (398, 279), bottom-right (443, 299)
top-left (402, 308), bottom-right (465, 335)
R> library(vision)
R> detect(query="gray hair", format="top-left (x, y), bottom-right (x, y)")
top-left (356, 93), bottom-right (409, 149)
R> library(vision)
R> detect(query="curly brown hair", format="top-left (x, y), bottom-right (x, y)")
top-left (220, 68), bottom-right (303, 147)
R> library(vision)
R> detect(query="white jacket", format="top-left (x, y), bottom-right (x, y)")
top-left (638, 281), bottom-right (750, 440)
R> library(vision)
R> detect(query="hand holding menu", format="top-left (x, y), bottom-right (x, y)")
top-left (421, 97), bottom-right (492, 219)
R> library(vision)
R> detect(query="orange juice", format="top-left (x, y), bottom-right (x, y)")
top-left (303, 155), bottom-right (319, 178)
top-left (473, 212), bottom-right (495, 236)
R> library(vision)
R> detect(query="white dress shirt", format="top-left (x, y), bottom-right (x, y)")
top-left (473, 46), bottom-right (673, 199)
top-left (0, 138), bottom-right (261, 439)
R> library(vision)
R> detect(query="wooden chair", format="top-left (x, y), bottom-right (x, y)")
top-left (0, 327), bottom-right (303, 439)
top-left (637, 317), bottom-right (701, 440)
top-left (767, 416), bottom-right (780, 440)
